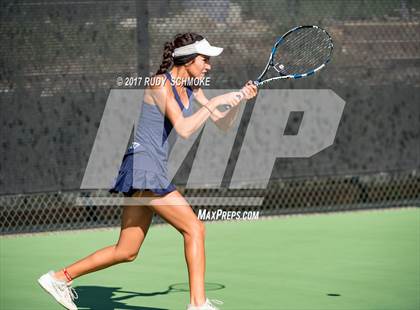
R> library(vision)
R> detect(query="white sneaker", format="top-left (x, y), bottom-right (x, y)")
top-left (37, 270), bottom-right (78, 310)
top-left (187, 298), bottom-right (223, 310)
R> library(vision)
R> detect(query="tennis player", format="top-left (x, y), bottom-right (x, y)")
top-left (38, 32), bottom-right (257, 310)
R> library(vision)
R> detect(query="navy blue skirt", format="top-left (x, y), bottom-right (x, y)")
top-left (109, 152), bottom-right (176, 197)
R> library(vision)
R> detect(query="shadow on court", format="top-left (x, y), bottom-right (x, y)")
top-left (74, 286), bottom-right (169, 310)
top-left (74, 283), bottom-right (225, 310)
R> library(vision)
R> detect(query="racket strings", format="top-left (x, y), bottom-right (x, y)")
top-left (275, 28), bottom-right (332, 74)
top-left (284, 29), bottom-right (330, 64)
top-left (283, 37), bottom-right (329, 71)
top-left (285, 39), bottom-right (330, 72)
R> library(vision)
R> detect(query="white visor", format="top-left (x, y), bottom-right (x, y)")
top-left (172, 39), bottom-right (223, 57)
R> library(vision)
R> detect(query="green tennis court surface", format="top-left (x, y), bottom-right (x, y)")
top-left (1, 208), bottom-right (419, 310)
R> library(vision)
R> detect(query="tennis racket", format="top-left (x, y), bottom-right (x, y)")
top-left (251, 25), bottom-right (333, 86)
top-left (218, 25), bottom-right (333, 111)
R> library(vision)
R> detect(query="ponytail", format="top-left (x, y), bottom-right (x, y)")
top-left (155, 41), bottom-right (175, 75)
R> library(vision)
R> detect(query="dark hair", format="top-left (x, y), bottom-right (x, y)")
top-left (155, 32), bottom-right (204, 75)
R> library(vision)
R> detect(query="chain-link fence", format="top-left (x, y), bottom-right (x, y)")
top-left (1, 170), bottom-right (418, 234)
top-left (1, 0), bottom-right (419, 234)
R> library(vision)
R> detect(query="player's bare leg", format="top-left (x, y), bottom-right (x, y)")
top-left (146, 190), bottom-right (207, 306)
top-left (53, 202), bottom-right (153, 281)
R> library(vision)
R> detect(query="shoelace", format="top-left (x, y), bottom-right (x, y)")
top-left (57, 282), bottom-right (78, 301)
top-left (68, 286), bottom-right (79, 300)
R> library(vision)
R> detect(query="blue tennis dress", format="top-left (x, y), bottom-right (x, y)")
top-left (109, 72), bottom-right (194, 196)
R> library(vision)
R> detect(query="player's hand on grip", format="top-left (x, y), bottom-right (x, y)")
top-left (214, 84), bottom-right (257, 113)
top-left (239, 80), bottom-right (258, 100)
top-left (223, 91), bottom-right (243, 108)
